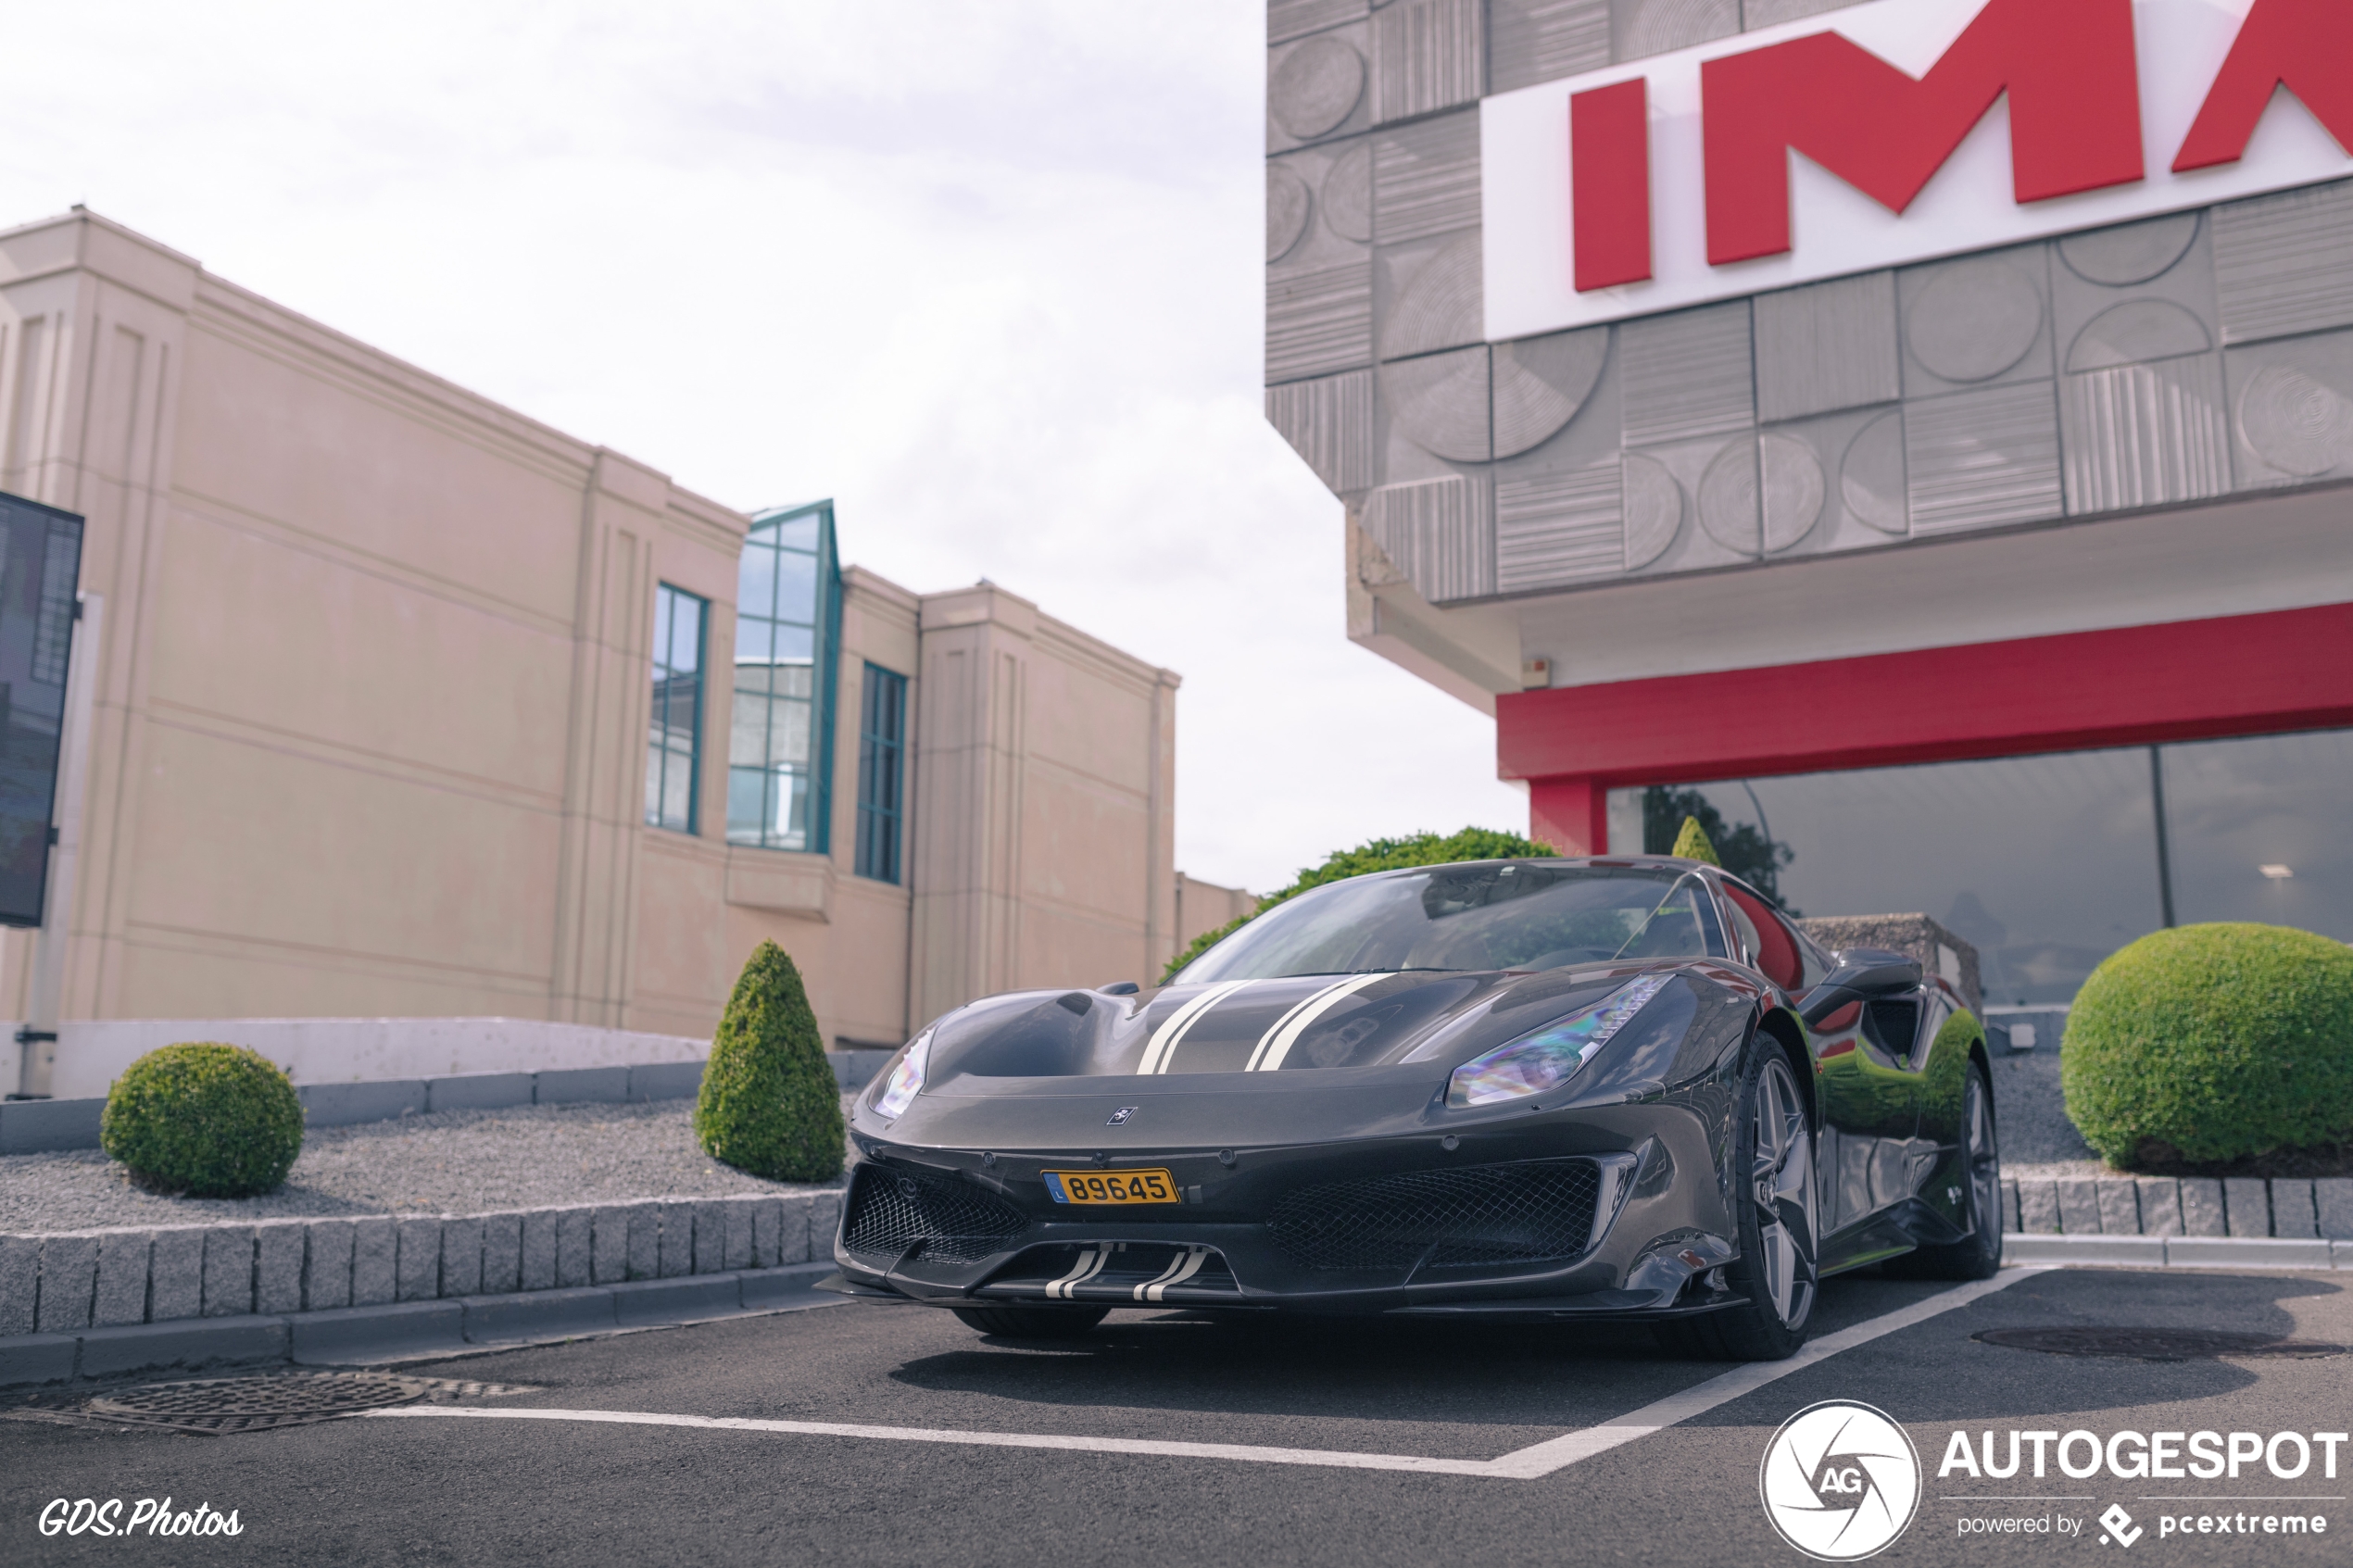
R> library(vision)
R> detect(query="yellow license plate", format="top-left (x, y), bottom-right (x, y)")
top-left (1043, 1168), bottom-right (1180, 1205)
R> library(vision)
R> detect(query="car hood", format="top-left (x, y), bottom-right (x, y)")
top-left (914, 963), bottom-right (1687, 1089)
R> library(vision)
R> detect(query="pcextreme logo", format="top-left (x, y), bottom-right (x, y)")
top-left (1482, 0), bottom-right (2353, 339)
top-left (1759, 1400), bottom-right (1924, 1562)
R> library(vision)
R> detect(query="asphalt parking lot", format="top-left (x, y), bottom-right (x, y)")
top-left (8, 1264), bottom-right (2350, 1566)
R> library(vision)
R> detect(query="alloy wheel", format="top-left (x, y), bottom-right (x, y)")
top-left (1750, 1054), bottom-right (1819, 1329)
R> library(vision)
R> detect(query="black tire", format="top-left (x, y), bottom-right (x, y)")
top-left (1884, 1061), bottom-right (2002, 1281)
top-left (950, 1305), bottom-right (1110, 1338)
top-left (1654, 1041), bottom-right (1820, 1362)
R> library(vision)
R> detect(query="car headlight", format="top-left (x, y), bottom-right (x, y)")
top-left (873, 1031), bottom-right (932, 1119)
top-left (1446, 975), bottom-right (1672, 1109)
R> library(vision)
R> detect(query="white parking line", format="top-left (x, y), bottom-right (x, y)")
top-left (367, 1266), bottom-right (2050, 1480)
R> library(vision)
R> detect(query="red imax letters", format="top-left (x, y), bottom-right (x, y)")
top-left (1698, 0), bottom-right (2144, 266)
top-left (2173, 0), bottom-right (2353, 171)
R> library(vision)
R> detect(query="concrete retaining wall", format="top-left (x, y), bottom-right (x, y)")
top-left (9, 1016), bottom-right (713, 1102)
top-left (2004, 1175), bottom-right (2353, 1240)
top-left (0, 1190), bottom-right (843, 1337)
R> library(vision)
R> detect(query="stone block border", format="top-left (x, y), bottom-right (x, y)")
top-left (2002, 1176), bottom-right (2353, 1240)
top-left (0, 1191), bottom-right (841, 1338)
top-left (0, 1261), bottom-right (842, 1386)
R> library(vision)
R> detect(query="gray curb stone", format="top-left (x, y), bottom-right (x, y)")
top-left (519, 1209), bottom-right (559, 1291)
top-left (2223, 1177), bottom-right (2271, 1236)
top-left (292, 1300), bottom-right (465, 1365)
top-left (425, 1073), bottom-right (534, 1113)
top-left (657, 1199), bottom-right (695, 1278)
top-left (80, 1315), bottom-right (288, 1379)
top-left (257, 1222), bottom-right (306, 1315)
top-left (483, 1212), bottom-right (522, 1295)
top-left (93, 1231), bottom-right (152, 1328)
top-left (463, 1286), bottom-right (617, 1344)
top-left (352, 1217), bottom-right (396, 1306)
top-left (306, 1219), bottom-right (355, 1311)
top-left (301, 1080), bottom-right (427, 1128)
top-left (2181, 1178), bottom-right (2226, 1236)
top-left (2271, 1180), bottom-right (2318, 1239)
top-left (0, 1235), bottom-right (37, 1335)
top-left (557, 1209), bottom-right (592, 1288)
top-left (36, 1234), bottom-right (97, 1333)
top-left (588, 1206), bottom-right (629, 1285)
top-left (2056, 1179), bottom-right (2100, 1234)
top-left (533, 1066), bottom-right (629, 1104)
top-left (611, 1274), bottom-right (738, 1326)
top-left (624, 1200), bottom-right (661, 1281)
top-left (149, 1229), bottom-right (205, 1321)
top-left (201, 1226), bottom-right (255, 1317)
top-left (2095, 1180), bottom-right (2139, 1235)
top-left (396, 1217), bottom-right (441, 1301)
top-left (2134, 1179), bottom-right (2183, 1237)
top-left (440, 1217), bottom-right (484, 1298)
top-left (0, 1332), bottom-right (76, 1386)
top-left (2320, 1179), bottom-right (2353, 1240)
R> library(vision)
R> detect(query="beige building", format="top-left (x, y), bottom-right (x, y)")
top-left (0, 208), bottom-right (1213, 1081)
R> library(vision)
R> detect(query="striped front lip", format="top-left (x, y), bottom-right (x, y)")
top-left (1134, 973), bottom-right (1400, 1075)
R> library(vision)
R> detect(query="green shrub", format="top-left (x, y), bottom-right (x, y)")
top-left (697, 940), bottom-right (844, 1182)
top-left (1670, 816), bottom-right (1720, 865)
top-left (2062, 923), bottom-right (2353, 1168)
top-left (100, 1043), bottom-right (305, 1198)
top-left (1161, 826), bottom-right (1554, 984)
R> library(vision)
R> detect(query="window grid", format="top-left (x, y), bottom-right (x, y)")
top-left (729, 501), bottom-right (838, 853)
top-left (855, 664), bottom-right (908, 883)
top-left (646, 584), bottom-right (707, 834)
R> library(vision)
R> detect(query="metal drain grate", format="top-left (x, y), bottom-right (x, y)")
top-left (3, 1373), bottom-right (541, 1436)
top-left (1974, 1327), bottom-right (2347, 1361)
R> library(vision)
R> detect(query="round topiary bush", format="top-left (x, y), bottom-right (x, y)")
top-left (696, 940), bottom-right (844, 1183)
top-left (100, 1043), bottom-right (305, 1198)
top-left (2062, 923), bottom-right (2353, 1169)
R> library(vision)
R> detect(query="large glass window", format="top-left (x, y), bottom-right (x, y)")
top-left (855, 663), bottom-right (907, 884)
top-left (645, 584), bottom-right (706, 834)
top-left (729, 502), bottom-right (838, 852)
top-left (2161, 729), bottom-right (2353, 937)
top-left (1609, 726), bottom-right (2353, 1007)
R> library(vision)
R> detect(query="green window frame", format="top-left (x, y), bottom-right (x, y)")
top-left (855, 663), bottom-right (908, 883)
top-left (728, 500), bottom-right (839, 853)
top-left (646, 583), bottom-right (706, 834)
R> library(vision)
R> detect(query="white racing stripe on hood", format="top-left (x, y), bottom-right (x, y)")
top-left (1247, 972), bottom-right (1393, 1072)
top-left (1137, 980), bottom-right (1252, 1074)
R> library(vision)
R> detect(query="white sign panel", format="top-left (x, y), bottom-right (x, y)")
top-left (1481, 0), bottom-right (2353, 342)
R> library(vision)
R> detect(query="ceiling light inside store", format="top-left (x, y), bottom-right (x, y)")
top-left (2259, 864), bottom-right (2294, 880)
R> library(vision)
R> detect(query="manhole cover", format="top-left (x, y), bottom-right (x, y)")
top-left (65, 1372), bottom-right (538, 1436)
top-left (1974, 1327), bottom-right (2346, 1361)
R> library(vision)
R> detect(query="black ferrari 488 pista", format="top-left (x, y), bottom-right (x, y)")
top-left (824, 856), bottom-right (2001, 1361)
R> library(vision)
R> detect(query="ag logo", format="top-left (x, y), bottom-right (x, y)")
top-left (1759, 1400), bottom-right (1921, 1562)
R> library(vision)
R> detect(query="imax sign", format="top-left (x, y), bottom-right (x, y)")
top-left (1483, 0), bottom-right (2353, 340)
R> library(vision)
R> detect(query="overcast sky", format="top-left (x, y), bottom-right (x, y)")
top-left (0, 0), bottom-right (1526, 891)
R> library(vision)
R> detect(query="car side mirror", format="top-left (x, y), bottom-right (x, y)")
top-left (1799, 947), bottom-right (1923, 1027)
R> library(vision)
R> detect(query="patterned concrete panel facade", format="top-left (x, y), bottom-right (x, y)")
top-left (1267, 1), bottom-right (2353, 613)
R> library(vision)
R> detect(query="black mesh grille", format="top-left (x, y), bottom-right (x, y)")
top-left (842, 1165), bottom-right (1030, 1264)
top-left (1266, 1159), bottom-right (1603, 1273)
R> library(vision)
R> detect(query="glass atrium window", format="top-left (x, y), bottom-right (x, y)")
top-left (730, 502), bottom-right (838, 852)
top-left (855, 664), bottom-right (908, 883)
top-left (645, 584), bottom-right (706, 834)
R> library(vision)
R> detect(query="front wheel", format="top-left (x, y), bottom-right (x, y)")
top-left (950, 1305), bottom-right (1110, 1338)
top-left (1655, 1044), bottom-right (1820, 1362)
top-left (1885, 1062), bottom-right (2002, 1281)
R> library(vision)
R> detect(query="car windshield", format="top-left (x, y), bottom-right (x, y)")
top-left (1175, 861), bottom-right (1728, 983)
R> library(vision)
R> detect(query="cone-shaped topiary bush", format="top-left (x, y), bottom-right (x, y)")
top-left (2063, 923), bottom-right (2353, 1169)
top-left (1670, 815), bottom-right (1720, 865)
top-left (696, 940), bottom-right (845, 1182)
top-left (101, 1043), bottom-right (305, 1198)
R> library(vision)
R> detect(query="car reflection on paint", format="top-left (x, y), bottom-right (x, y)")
top-left (823, 856), bottom-right (2000, 1361)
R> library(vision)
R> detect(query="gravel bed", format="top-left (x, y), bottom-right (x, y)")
top-left (0, 1099), bottom-right (850, 1234)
